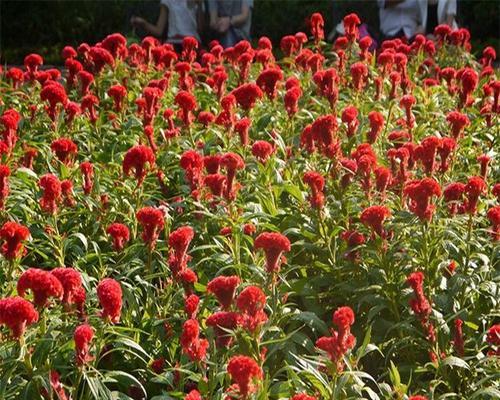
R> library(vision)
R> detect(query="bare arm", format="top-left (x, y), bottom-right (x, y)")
top-left (131, 5), bottom-right (168, 38)
top-left (229, 3), bottom-right (250, 28)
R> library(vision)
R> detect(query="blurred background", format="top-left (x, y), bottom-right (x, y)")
top-left (1, 0), bottom-right (499, 64)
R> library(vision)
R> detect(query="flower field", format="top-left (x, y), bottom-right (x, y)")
top-left (0, 12), bottom-right (499, 400)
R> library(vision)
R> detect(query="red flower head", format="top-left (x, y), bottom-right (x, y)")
top-left (184, 294), bottom-right (199, 319)
top-left (175, 91), bottom-right (197, 126)
top-left (97, 278), bottom-right (122, 323)
top-left (137, 207), bottom-right (165, 249)
top-left (309, 13), bottom-right (325, 43)
top-left (237, 286), bottom-right (268, 332)
top-left (280, 35), bottom-right (298, 57)
top-left (360, 205), bottom-right (391, 238)
top-left (251, 141), bottom-right (274, 163)
top-left (108, 85), bottom-right (127, 112)
top-left (256, 68), bottom-right (283, 99)
top-left (0, 221), bottom-right (29, 260)
top-left (74, 324), bottom-right (94, 365)
top-left (180, 319), bottom-right (208, 362)
top-left (106, 223), bottom-right (130, 251)
top-left (487, 206), bottom-right (500, 241)
top-left (227, 355), bottom-right (263, 397)
top-left (463, 176), bottom-right (486, 214)
top-left (221, 152), bottom-right (245, 201)
top-left (367, 111), bottom-right (384, 143)
top-left (231, 83), bottom-right (263, 110)
top-left (204, 174), bottom-right (226, 198)
top-left (24, 53), bottom-right (43, 79)
top-left (459, 67), bottom-right (478, 107)
top-left (61, 45), bottom-right (77, 60)
top-left (341, 106), bottom-right (359, 138)
top-left (284, 86), bottom-right (302, 117)
top-left (291, 395), bottom-right (317, 400)
top-left (350, 62), bottom-right (368, 91)
top-left (123, 145), bottom-right (155, 187)
top-left (400, 94), bottom-right (416, 128)
top-left (169, 226), bottom-right (195, 276)
top-left (197, 111), bottom-right (215, 127)
top-left (185, 390), bottom-right (202, 400)
top-left (453, 318), bottom-right (465, 356)
top-left (311, 115), bottom-right (338, 157)
top-left (207, 275), bottom-right (240, 309)
top-left (41, 82), bottom-right (68, 121)
top-left (180, 150), bottom-right (203, 191)
top-left (206, 311), bottom-right (241, 347)
top-left (17, 268), bottom-right (63, 307)
top-left (0, 296), bottom-right (38, 338)
top-left (51, 138), bottom-right (77, 165)
top-left (374, 166), bottom-right (392, 195)
top-left (39, 174), bottom-right (62, 214)
top-left (0, 165), bottom-right (10, 209)
top-left (477, 154), bottom-right (491, 179)
top-left (51, 267), bottom-right (83, 305)
top-left (316, 305), bottom-right (356, 372)
top-left (303, 171), bottom-right (325, 209)
top-left (254, 232), bottom-right (291, 273)
top-left (443, 182), bottom-right (466, 215)
top-left (404, 178), bottom-right (441, 221)
top-left (446, 111), bottom-right (469, 139)
top-left (203, 154), bottom-right (222, 174)
top-left (60, 179), bottom-right (76, 208)
top-left (414, 136), bottom-right (441, 174)
top-left (80, 161), bottom-right (94, 195)
top-left (101, 33), bottom-right (127, 59)
top-left (235, 117), bottom-right (252, 146)
top-left (409, 397), bottom-right (428, 400)
top-left (343, 13), bottom-right (361, 41)
top-left (437, 137), bottom-right (456, 172)
top-left (486, 324), bottom-right (500, 350)
top-left (406, 272), bottom-right (431, 319)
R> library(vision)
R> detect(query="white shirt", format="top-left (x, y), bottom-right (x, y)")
top-left (378, 0), bottom-right (425, 38)
top-left (160, 0), bottom-right (200, 42)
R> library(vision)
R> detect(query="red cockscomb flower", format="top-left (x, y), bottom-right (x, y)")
top-left (227, 355), bottom-right (263, 397)
top-left (316, 306), bottom-right (356, 372)
top-left (463, 176), bottom-right (486, 214)
top-left (251, 141), bottom-right (274, 163)
top-left (487, 206), bottom-right (500, 241)
top-left (291, 394), bottom-right (317, 400)
top-left (137, 207), bottom-right (165, 249)
top-left (310, 13), bottom-right (324, 43)
top-left (123, 145), bottom-right (155, 187)
top-left (180, 319), bottom-right (209, 362)
top-left (254, 232), bottom-right (291, 273)
top-left (311, 115), bottom-right (338, 158)
top-left (207, 275), bottom-right (240, 309)
top-left (17, 268), bottom-right (63, 307)
top-left (97, 278), bottom-right (122, 323)
top-left (74, 324), bottom-right (94, 365)
top-left (0, 221), bottom-right (29, 260)
top-left (39, 174), bottom-right (62, 214)
top-left (185, 390), bottom-right (202, 400)
top-left (231, 83), bottom-right (263, 110)
top-left (108, 85), bottom-right (127, 112)
top-left (360, 206), bottom-right (391, 238)
top-left (0, 165), bottom-right (10, 209)
top-left (169, 226), bottom-right (195, 276)
top-left (221, 152), bottom-right (245, 201)
top-left (367, 111), bottom-right (384, 143)
top-left (303, 171), bottom-right (325, 209)
top-left (206, 311), bottom-right (241, 347)
top-left (51, 267), bottom-right (83, 305)
top-left (486, 324), bottom-right (500, 356)
top-left (106, 223), bottom-right (130, 251)
top-left (80, 161), bottom-right (93, 195)
top-left (350, 62), bottom-right (368, 91)
top-left (236, 286), bottom-right (268, 332)
top-left (443, 182), bottom-right (465, 215)
top-left (175, 91), bottom-right (197, 126)
top-left (343, 13), bottom-right (360, 41)
top-left (0, 296), bottom-right (39, 338)
top-left (184, 294), bottom-right (199, 319)
top-left (51, 138), bottom-right (77, 165)
top-left (256, 68), bottom-right (283, 99)
top-left (404, 178), bottom-right (441, 221)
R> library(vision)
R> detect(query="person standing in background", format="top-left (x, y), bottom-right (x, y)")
top-left (208, 0), bottom-right (253, 47)
top-left (377, 0), bottom-right (426, 40)
top-left (131, 0), bottom-right (201, 45)
top-left (425, 0), bottom-right (458, 35)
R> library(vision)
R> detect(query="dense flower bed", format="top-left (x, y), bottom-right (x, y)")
top-left (0, 12), bottom-right (499, 400)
